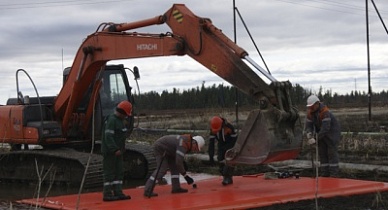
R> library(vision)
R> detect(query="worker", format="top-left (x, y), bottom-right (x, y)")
top-left (101, 100), bottom-right (133, 201)
top-left (305, 95), bottom-right (341, 177)
top-left (208, 116), bottom-right (237, 185)
top-left (143, 135), bottom-right (205, 197)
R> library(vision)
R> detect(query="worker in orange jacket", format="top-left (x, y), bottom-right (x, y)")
top-left (208, 116), bottom-right (237, 185)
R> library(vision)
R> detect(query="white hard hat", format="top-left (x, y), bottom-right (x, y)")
top-left (193, 136), bottom-right (205, 151)
top-left (306, 95), bottom-right (320, 107)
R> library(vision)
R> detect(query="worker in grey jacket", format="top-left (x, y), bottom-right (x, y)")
top-left (305, 95), bottom-right (341, 177)
top-left (144, 134), bottom-right (205, 197)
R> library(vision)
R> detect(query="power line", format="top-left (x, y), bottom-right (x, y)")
top-left (275, 0), bottom-right (388, 17)
top-left (0, 0), bottom-right (132, 10)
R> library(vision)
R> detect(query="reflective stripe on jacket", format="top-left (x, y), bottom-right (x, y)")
top-left (101, 114), bottom-right (127, 154)
top-left (305, 103), bottom-right (341, 141)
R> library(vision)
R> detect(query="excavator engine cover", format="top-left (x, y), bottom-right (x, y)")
top-left (225, 108), bottom-right (302, 165)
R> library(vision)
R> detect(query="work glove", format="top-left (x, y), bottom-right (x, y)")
top-left (307, 138), bottom-right (316, 145)
top-left (184, 174), bottom-right (194, 185)
top-left (306, 132), bottom-right (313, 139)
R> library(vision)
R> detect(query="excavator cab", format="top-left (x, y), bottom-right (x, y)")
top-left (62, 64), bottom-right (137, 141)
top-left (94, 64), bottom-right (137, 139)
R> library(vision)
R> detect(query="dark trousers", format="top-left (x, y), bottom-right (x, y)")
top-left (103, 153), bottom-right (124, 196)
top-left (318, 136), bottom-right (339, 176)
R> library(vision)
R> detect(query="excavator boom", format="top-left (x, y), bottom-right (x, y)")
top-left (51, 4), bottom-right (302, 165)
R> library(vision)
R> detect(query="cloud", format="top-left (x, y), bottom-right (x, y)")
top-left (0, 0), bottom-right (387, 105)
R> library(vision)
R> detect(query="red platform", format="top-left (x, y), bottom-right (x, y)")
top-left (18, 175), bottom-right (388, 210)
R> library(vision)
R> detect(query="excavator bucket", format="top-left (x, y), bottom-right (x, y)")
top-left (225, 108), bottom-right (303, 165)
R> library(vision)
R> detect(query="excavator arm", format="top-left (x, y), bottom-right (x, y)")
top-left (54, 4), bottom-right (302, 165)
top-left (54, 32), bottom-right (185, 134)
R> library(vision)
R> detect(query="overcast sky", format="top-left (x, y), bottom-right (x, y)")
top-left (0, 0), bottom-right (387, 105)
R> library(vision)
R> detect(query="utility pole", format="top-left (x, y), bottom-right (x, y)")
top-left (366, 0), bottom-right (372, 121)
top-left (354, 78), bottom-right (357, 93)
top-left (233, 0), bottom-right (239, 130)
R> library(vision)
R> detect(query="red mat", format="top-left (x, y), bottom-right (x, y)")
top-left (19, 175), bottom-right (388, 210)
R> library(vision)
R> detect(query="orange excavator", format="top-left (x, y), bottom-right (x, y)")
top-left (0, 4), bottom-right (302, 187)
top-left (0, 64), bottom-right (155, 188)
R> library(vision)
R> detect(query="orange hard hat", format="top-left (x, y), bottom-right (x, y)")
top-left (117, 101), bottom-right (132, 116)
top-left (210, 116), bottom-right (223, 133)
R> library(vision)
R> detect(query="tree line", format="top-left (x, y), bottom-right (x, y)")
top-left (132, 83), bottom-right (388, 110)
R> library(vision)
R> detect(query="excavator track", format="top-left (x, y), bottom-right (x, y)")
top-left (0, 143), bottom-right (156, 188)
top-left (124, 143), bottom-right (156, 179)
top-left (0, 148), bottom-right (103, 188)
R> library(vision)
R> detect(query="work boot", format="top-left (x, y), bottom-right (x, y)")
top-left (329, 166), bottom-right (340, 178)
top-left (222, 176), bottom-right (233, 186)
top-left (171, 176), bottom-right (188, 194)
top-left (221, 165), bottom-right (234, 185)
top-left (158, 177), bottom-right (168, 185)
top-left (115, 193), bottom-right (131, 200)
top-left (103, 193), bottom-right (119, 202)
top-left (171, 188), bottom-right (188, 194)
top-left (103, 184), bottom-right (118, 201)
top-left (144, 178), bottom-right (159, 197)
top-left (320, 166), bottom-right (330, 177)
top-left (113, 182), bottom-right (130, 200)
top-left (320, 169), bottom-right (330, 177)
top-left (319, 171), bottom-right (330, 177)
top-left (144, 191), bottom-right (158, 197)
